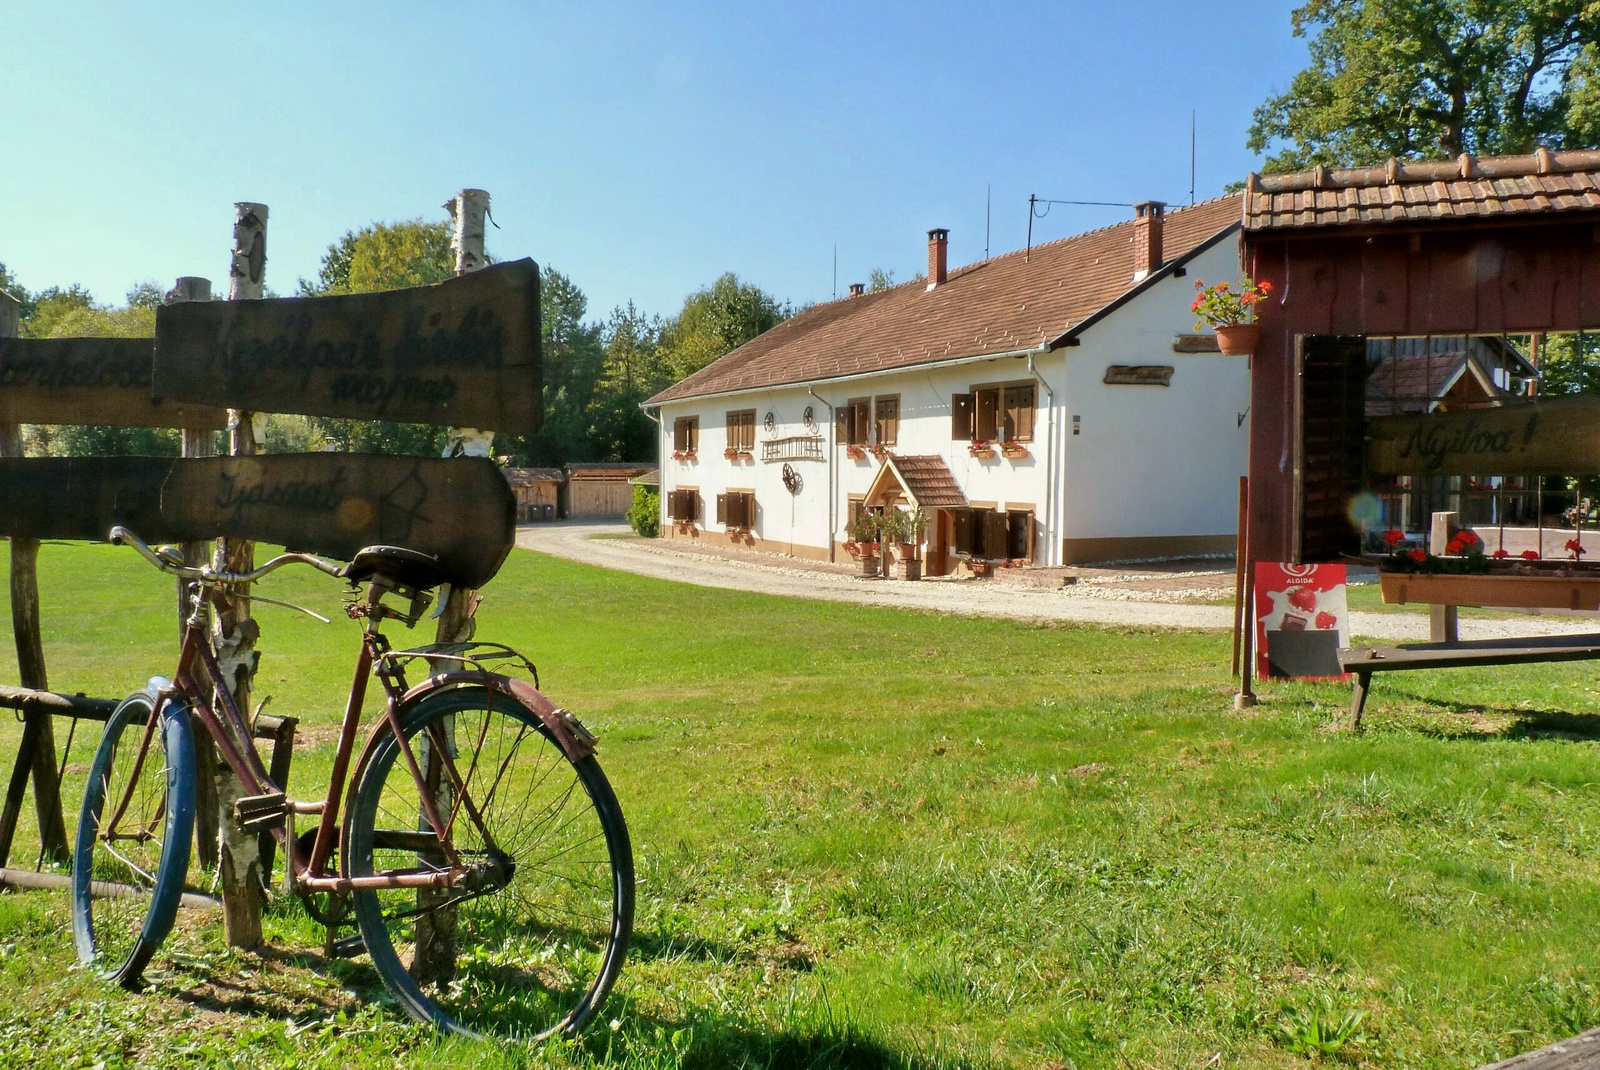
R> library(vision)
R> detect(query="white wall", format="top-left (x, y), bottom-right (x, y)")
top-left (1057, 238), bottom-right (1250, 544)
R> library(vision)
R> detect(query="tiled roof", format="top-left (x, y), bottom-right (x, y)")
top-left (565, 463), bottom-right (653, 481)
top-left (1244, 147), bottom-right (1600, 231)
top-left (648, 197), bottom-right (1242, 404)
top-left (887, 455), bottom-right (968, 509)
top-left (503, 466), bottom-right (564, 486)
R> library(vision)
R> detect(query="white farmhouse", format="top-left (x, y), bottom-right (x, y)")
top-left (644, 196), bottom-right (1249, 572)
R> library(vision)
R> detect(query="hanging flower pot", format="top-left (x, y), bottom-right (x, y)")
top-left (1213, 323), bottom-right (1261, 356)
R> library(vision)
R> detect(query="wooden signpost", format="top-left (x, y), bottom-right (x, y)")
top-left (153, 258), bottom-right (542, 435)
top-left (0, 336), bottom-right (225, 428)
top-left (1367, 395), bottom-right (1600, 477)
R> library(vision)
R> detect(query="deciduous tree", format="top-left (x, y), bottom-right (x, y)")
top-left (1249, 0), bottom-right (1600, 172)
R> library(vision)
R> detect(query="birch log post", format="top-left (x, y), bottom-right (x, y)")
top-left (0, 289), bottom-right (68, 868)
top-left (411, 188), bottom-right (492, 986)
top-left (165, 276), bottom-right (222, 869)
top-left (215, 204), bottom-right (267, 948)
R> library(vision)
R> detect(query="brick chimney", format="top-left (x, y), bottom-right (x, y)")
top-left (926, 228), bottom-right (949, 290)
top-left (848, 282), bottom-right (865, 297)
top-left (1131, 201), bottom-right (1165, 282)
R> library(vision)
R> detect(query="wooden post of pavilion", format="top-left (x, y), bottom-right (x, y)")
top-left (213, 203), bottom-right (268, 948)
top-left (0, 289), bottom-right (68, 868)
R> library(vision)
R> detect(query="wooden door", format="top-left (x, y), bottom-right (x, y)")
top-left (928, 509), bottom-right (950, 576)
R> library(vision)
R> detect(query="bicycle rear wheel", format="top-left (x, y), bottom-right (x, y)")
top-left (345, 685), bottom-right (633, 1039)
top-left (72, 682), bottom-right (196, 986)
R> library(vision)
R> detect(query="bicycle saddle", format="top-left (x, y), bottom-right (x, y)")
top-left (340, 546), bottom-right (449, 592)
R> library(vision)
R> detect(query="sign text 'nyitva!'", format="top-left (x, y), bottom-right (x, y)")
top-left (153, 258), bottom-right (542, 435)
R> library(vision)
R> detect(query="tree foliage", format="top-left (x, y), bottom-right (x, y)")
top-left (298, 219), bottom-right (453, 296)
top-left (1250, 0), bottom-right (1600, 172)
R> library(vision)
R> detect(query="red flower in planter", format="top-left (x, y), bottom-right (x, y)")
top-left (1567, 538), bottom-right (1587, 559)
top-left (1408, 549), bottom-right (1428, 563)
top-left (1383, 529), bottom-right (1405, 547)
top-left (1522, 550), bottom-right (1541, 560)
top-left (1492, 549), bottom-right (1510, 559)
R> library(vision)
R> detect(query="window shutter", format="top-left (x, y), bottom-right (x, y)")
top-left (836, 406), bottom-right (851, 445)
top-left (1027, 512), bottom-right (1037, 562)
top-left (673, 419), bottom-right (686, 452)
top-left (875, 396), bottom-right (899, 446)
top-left (985, 510), bottom-right (1008, 557)
top-left (716, 493), bottom-right (727, 525)
top-left (975, 389), bottom-right (999, 441)
top-left (692, 493), bottom-right (701, 522)
top-left (952, 509), bottom-right (973, 554)
top-left (1004, 385), bottom-right (1036, 442)
top-left (952, 393), bottom-right (974, 441)
top-left (742, 412), bottom-right (754, 450)
top-left (666, 490), bottom-right (677, 520)
top-left (688, 419), bottom-right (698, 452)
top-left (852, 400), bottom-right (869, 445)
top-left (743, 493), bottom-right (755, 528)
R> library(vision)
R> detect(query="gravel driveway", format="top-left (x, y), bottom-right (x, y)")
top-left (517, 522), bottom-right (1600, 643)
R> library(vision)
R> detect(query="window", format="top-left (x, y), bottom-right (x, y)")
top-left (836, 398), bottom-right (871, 446)
top-left (672, 416), bottom-right (699, 453)
top-left (953, 506), bottom-right (1035, 561)
top-left (874, 395), bottom-right (899, 446)
top-left (717, 490), bottom-right (756, 529)
top-left (953, 382), bottom-right (1036, 442)
top-left (726, 409), bottom-right (756, 452)
top-left (666, 488), bottom-right (700, 522)
top-left (1002, 384), bottom-right (1035, 442)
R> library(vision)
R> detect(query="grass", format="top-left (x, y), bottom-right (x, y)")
top-left (2, 540), bottom-right (1600, 1067)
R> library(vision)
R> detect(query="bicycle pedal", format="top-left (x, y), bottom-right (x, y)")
top-left (234, 792), bottom-right (288, 832)
top-left (326, 934), bottom-right (367, 959)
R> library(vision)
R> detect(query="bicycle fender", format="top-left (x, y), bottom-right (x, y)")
top-left (397, 671), bottom-right (596, 762)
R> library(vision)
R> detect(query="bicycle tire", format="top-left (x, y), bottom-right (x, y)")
top-left (345, 685), bottom-right (633, 1039)
top-left (72, 680), bottom-right (196, 986)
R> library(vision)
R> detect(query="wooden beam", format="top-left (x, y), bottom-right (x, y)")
top-left (0, 866), bottom-right (221, 911)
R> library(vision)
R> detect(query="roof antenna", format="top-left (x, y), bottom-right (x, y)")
top-left (1190, 109), bottom-right (1196, 206)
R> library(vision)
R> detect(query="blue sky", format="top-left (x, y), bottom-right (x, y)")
top-left (1, 2), bottom-right (1307, 321)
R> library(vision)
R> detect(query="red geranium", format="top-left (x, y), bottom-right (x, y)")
top-left (1408, 549), bottom-right (1427, 563)
top-left (1522, 550), bottom-right (1541, 560)
top-left (1383, 529), bottom-right (1405, 547)
top-left (1492, 549), bottom-right (1509, 559)
top-left (1567, 538), bottom-right (1586, 559)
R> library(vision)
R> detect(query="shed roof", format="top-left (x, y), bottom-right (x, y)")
top-left (648, 197), bottom-right (1242, 405)
top-left (502, 466), bottom-right (564, 487)
top-left (1244, 148), bottom-right (1600, 231)
top-left (565, 462), bottom-right (653, 481)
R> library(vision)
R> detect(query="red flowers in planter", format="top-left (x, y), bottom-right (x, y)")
top-left (1407, 549), bottom-right (1427, 563)
top-left (1567, 537), bottom-right (1587, 560)
top-left (1444, 529), bottom-right (1481, 555)
top-left (1522, 550), bottom-right (1542, 560)
top-left (1383, 529), bottom-right (1405, 548)
top-left (1492, 549), bottom-right (1510, 559)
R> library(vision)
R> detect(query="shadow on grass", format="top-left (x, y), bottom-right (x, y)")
top-left (1381, 689), bottom-right (1600, 741)
top-left (164, 943), bottom-right (968, 1070)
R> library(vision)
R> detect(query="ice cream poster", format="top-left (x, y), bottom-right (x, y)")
top-left (1254, 563), bottom-right (1349, 680)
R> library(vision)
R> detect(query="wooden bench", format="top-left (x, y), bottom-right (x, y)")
top-left (1338, 633), bottom-right (1600, 728)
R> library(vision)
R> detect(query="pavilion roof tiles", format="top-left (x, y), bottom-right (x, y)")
top-left (1244, 148), bottom-right (1600, 231)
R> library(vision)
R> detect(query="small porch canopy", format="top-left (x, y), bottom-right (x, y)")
top-left (862, 454), bottom-right (969, 510)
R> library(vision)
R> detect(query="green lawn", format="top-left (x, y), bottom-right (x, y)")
top-left (3, 541), bottom-right (1600, 1068)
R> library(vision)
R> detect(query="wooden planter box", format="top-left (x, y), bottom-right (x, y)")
top-left (1380, 571), bottom-right (1600, 611)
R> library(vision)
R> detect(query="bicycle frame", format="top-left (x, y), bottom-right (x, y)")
top-left (133, 591), bottom-right (479, 895)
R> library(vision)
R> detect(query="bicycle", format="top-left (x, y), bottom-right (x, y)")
top-left (72, 526), bottom-right (634, 1040)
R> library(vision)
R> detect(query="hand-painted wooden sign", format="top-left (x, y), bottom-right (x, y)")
top-left (0, 454), bottom-right (515, 588)
top-left (153, 259), bottom-right (542, 434)
top-left (1367, 395), bottom-right (1600, 476)
top-left (162, 454), bottom-right (515, 589)
top-left (0, 457), bottom-right (181, 542)
top-left (0, 337), bottom-right (226, 428)
top-left (1102, 364), bottom-right (1175, 386)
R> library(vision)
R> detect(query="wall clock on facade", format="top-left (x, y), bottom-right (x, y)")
top-left (764, 411), bottom-right (776, 432)
top-left (782, 463), bottom-right (802, 494)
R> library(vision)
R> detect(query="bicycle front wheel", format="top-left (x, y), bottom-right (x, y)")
top-left (345, 685), bottom-right (633, 1039)
top-left (72, 682), bottom-right (196, 986)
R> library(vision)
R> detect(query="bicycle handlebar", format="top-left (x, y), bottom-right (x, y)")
top-left (109, 526), bottom-right (346, 584)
